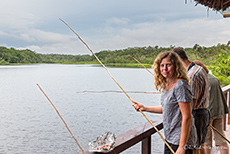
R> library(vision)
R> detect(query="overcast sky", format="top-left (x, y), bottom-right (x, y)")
top-left (0, 0), bottom-right (229, 55)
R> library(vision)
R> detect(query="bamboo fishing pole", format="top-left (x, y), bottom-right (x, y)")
top-left (210, 124), bottom-right (230, 144)
top-left (59, 18), bottom-right (175, 154)
top-left (132, 57), bottom-right (155, 76)
top-left (36, 84), bottom-right (85, 154)
top-left (76, 90), bottom-right (161, 94)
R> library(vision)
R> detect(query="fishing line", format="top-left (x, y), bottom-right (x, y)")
top-left (36, 84), bottom-right (85, 154)
top-left (59, 18), bottom-right (175, 154)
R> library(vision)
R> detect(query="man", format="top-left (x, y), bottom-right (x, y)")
top-left (173, 48), bottom-right (210, 154)
top-left (194, 60), bottom-right (229, 154)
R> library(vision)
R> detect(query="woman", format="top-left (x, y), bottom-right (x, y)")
top-left (133, 51), bottom-right (197, 154)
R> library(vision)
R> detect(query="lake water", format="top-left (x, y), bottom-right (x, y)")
top-left (0, 64), bottom-right (164, 154)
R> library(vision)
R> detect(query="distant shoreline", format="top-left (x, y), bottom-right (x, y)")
top-left (0, 62), bottom-right (152, 68)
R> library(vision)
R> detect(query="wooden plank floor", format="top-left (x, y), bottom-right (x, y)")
top-left (210, 124), bottom-right (230, 154)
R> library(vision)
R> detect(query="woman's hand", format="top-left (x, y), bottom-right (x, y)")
top-left (133, 102), bottom-right (163, 114)
top-left (175, 146), bottom-right (185, 154)
top-left (132, 101), bottom-right (145, 111)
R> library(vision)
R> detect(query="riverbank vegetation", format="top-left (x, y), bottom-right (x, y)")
top-left (0, 43), bottom-right (229, 86)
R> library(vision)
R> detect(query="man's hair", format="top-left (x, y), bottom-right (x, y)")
top-left (172, 48), bottom-right (188, 60)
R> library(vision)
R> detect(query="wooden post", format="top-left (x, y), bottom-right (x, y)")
top-left (228, 91), bottom-right (230, 125)
top-left (222, 85), bottom-right (230, 127)
top-left (142, 136), bottom-right (151, 154)
top-left (224, 92), bottom-right (227, 130)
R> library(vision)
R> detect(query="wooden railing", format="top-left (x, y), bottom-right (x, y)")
top-left (78, 117), bottom-right (163, 154)
top-left (222, 84), bottom-right (230, 130)
top-left (79, 84), bottom-right (230, 154)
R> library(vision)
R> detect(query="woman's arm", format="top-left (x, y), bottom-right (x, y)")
top-left (176, 102), bottom-right (192, 154)
top-left (132, 101), bottom-right (163, 114)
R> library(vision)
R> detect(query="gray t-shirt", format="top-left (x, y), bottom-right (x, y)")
top-left (161, 80), bottom-right (197, 147)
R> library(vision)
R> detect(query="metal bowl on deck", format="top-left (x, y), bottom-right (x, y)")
top-left (88, 131), bottom-right (116, 153)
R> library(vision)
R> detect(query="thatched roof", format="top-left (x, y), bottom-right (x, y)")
top-left (194, 0), bottom-right (230, 11)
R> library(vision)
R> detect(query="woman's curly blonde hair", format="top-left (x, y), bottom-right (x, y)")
top-left (153, 51), bottom-right (189, 91)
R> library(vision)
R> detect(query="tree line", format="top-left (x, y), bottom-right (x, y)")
top-left (0, 44), bottom-right (229, 86)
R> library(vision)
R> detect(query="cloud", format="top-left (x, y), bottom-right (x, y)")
top-left (31, 17), bottom-right (230, 55)
top-left (19, 29), bottom-right (73, 44)
top-left (21, 34), bottom-right (97, 55)
top-left (106, 17), bottom-right (130, 25)
top-left (0, 0), bottom-right (229, 55)
top-left (0, 31), bottom-right (10, 37)
top-left (88, 17), bottom-right (230, 52)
